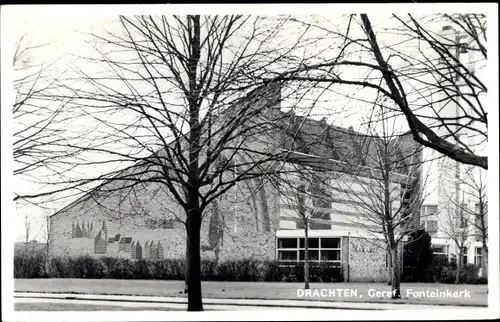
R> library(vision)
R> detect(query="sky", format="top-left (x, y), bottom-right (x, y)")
top-left (1, 4), bottom-right (496, 243)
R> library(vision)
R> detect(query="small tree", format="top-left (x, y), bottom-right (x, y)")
top-left (280, 168), bottom-right (319, 289)
top-left (440, 190), bottom-right (474, 284)
top-left (444, 165), bottom-right (488, 280)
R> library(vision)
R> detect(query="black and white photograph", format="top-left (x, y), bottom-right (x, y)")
top-left (1, 3), bottom-right (498, 321)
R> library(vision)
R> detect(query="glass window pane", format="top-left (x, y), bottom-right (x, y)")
top-left (321, 238), bottom-right (341, 249)
top-left (278, 250), bottom-right (297, 261)
top-left (427, 205), bottom-right (438, 215)
top-left (299, 238), bottom-right (319, 248)
top-left (299, 250), bottom-right (319, 261)
top-left (321, 250), bottom-right (341, 261)
top-left (278, 238), bottom-right (297, 249)
top-left (476, 247), bottom-right (482, 255)
top-left (432, 246), bottom-right (444, 253)
top-left (426, 220), bottom-right (438, 236)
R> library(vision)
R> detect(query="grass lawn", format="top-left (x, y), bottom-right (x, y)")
top-left (14, 279), bottom-right (487, 307)
top-left (15, 302), bottom-right (181, 311)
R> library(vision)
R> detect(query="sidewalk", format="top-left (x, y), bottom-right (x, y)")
top-left (14, 292), bottom-right (473, 310)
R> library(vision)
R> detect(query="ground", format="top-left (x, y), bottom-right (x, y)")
top-left (15, 303), bottom-right (181, 311)
top-left (14, 279), bottom-right (487, 307)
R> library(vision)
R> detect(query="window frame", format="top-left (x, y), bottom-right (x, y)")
top-left (474, 247), bottom-right (482, 267)
top-left (461, 247), bottom-right (468, 265)
top-left (277, 237), bottom-right (342, 264)
top-left (424, 219), bottom-right (438, 237)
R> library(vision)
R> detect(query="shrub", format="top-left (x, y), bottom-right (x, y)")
top-left (100, 257), bottom-right (119, 276)
top-left (263, 261), bottom-right (279, 281)
top-left (134, 260), bottom-right (154, 279)
top-left (439, 267), bottom-right (456, 284)
top-left (109, 259), bottom-right (136, 279)
top-left (200, 259), bottom-right (217, 280)
top-left (68, 255), bottom-right (106, 278)
top-left (48, 257), bottom-right (69, 278)
top-left (14, 249), bottom-right (47, 278)
top-left (460, 264), bottom-right (480, 284)
top-left (437, 264), bottom-right (484, 284)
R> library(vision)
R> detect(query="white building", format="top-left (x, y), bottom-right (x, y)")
top-left (421, 24), bottom-right (487, 273)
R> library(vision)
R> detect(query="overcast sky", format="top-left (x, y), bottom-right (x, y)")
top-left (1, 4), bottom-right (495, 242)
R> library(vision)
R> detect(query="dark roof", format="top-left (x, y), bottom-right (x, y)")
top-left (278, 110), bottom-right (422, 176)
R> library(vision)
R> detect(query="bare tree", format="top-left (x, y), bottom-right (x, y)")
top-left (465, 168), bottom-right (488, 279)
top-left (12, 34), bottom-right (82, 186)
top-left (21, 15), bottom-right (339, 311)
top-left (439, 189), bottom-right (473, 284)
top-left (331, 106), bottom-right (427, 299)
top-left (278, 14), bottom-right (487, 169)
top-left (443, 165), bottom-right (487, 281)
top-left (279, 168), bottom-right (319, 290)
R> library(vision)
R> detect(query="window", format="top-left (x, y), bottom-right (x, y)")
top-left (278, 250), bottom-right (297, 261)
top-left (278, 238), bottom-right (297, 249)
top-left (299, 250), bottom-right (319, 261)
top-left (321, 238), bottom-right (340, 249)
top-left (432, 244), bottom-right (448, 255)
top-left (474, 247), bottom-right (482, 267)
top-left (299, 238), bottom-right (319, 248)
top-left (277, 237), bottom-right (341, 264)
top-left (425, 220), bottom-right (438, 237)
top-left (461, 247), bottom-right (468, 265)
top-left (422, 205), bottom-right (438, 217)
top-left (458, 204), bottom-right (469, 228)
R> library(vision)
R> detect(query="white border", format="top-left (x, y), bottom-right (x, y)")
top-left (2, 3), bottom-right (499, 321)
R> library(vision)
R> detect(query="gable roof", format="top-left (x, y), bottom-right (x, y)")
top-left (49, 83), bottom-right (420, 217)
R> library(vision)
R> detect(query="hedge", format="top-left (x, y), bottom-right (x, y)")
top-left (14, 253), bottom-right (344, 282)
top-left (15, 252), bottom-right (484, 284)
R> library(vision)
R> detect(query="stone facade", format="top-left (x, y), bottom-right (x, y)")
top-left (48, 176), bottom-right (280, 263)
top-left (347, 237), bottom-right (388, 282)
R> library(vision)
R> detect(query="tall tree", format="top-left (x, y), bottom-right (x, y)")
top-left (23, 15), bottom-right (335, 311)
top-left (332, 106), bottom-right (427, 299)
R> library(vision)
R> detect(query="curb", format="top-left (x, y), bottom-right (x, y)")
top-left (14, 292), bottom-right (476, 310)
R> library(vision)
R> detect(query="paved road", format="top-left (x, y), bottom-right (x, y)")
top-left (14, 292), bottom-right (473, 311)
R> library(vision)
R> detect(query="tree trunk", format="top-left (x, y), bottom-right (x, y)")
top-left (455, 253), bottom-right (461, 284)
top-left (45, 215), bottom-right (50, 276)
top-left (186, 208), bottom-right (203, 311)
top-left (391, 246), bottom-right (401, 299)
top-left (185, 14), bottom-right (202, 311)
top-left (482, 243), bottom-right (488, 280)
top-left (387, 248), bottom-right (392, 285)
top-left (184, 237), bottom-right (189, 293)
top-left (304, 223), bottom-right (309, 289)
